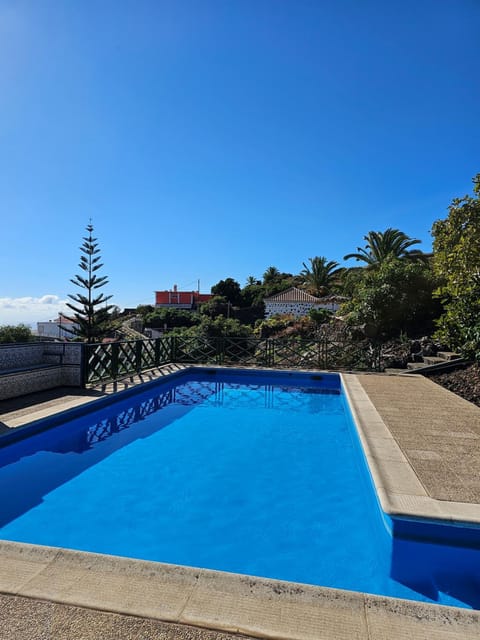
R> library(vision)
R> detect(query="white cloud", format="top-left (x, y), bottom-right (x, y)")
top-left (38, 294), bottom-right (61, 305)
top-left (0, 295), bottom-right (69, 328)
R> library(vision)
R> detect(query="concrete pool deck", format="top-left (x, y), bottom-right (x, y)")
top-left (1, 366), bottom-right (480, 639)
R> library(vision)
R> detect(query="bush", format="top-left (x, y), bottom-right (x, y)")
top-left (0, 324), bottom-right (33, 343)
top-left (431, 174), bottom-right (480, 360)
top-left (340, 257), bottom-right (441, 339)
top-left (144, 308), bottom-right (201, 329)
top-left (309, 308), bottom-right (333, 325)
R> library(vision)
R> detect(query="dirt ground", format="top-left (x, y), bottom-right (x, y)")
top-left (430, 362), bottom-right (480, 408)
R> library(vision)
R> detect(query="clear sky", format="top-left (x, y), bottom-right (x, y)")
top-left (1, 0), bottom-right (479, 325)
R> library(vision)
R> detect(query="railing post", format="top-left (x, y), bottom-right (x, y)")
top-left (154, 338), bottom-right (161, 367)
top-left (216, 337), bottom-right (224, 365)
top-left (323, 338), bottom-right (328, 369)
top-left (267, 339), bottom-right (274, 367)
top-left (170, 335), bottom-right (177, 362)
top-left (135, 340), bottom-right (142, 372)
top-left (111, 342), bottom-right (119, 380)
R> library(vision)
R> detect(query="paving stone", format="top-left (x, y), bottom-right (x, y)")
top-left (358, 375), bottom-right (480, 503)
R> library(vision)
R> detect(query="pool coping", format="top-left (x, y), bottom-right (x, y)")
top-left (1, 540), bottom-right (480, 640)
top-left (1, 365), bottom-right (480, 639)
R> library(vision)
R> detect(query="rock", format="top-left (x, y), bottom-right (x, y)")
top-left (419, 336), bottom-right (438, 357)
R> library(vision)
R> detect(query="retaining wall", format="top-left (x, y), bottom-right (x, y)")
top-left (0, 342), bottom-right (84, 401)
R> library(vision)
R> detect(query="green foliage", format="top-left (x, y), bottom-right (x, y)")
top-left (135, 304), bottom-right (154, 318)
top-left (65, 224), bottom-right (114, 342)
top-left (170, 315), bottom-right (253, 339)
top-left (434, 290), bottom-right (480, 360)
top-left (254, 315), bottom-right (294, 339)
top-left (234, 302), bottom-right (265, 325)
top-left (340, 267), bottom-right (365, 297)
top-left (432, 174), bottom-right (480, 359)
top-left (300, 256), bottom-right (340, 296)
top-left (200, 295), bottom-right (230, 318)
top-left (261, 266), bottom-right (298, 296)
top-left (240, 282), bottom-right (266, 308)
top-left (254, 314), bottom-right (320, 339)
top-left (0, 324), bottom-right (33, 343)
top-left (262, 266), bottom-right (281, 285)
top-left (344, 228), bottom-right (424, 267)
top-left (309, 308), bottom-right (333, 325)
top-left (144, 307), bottom-right (201, 328)
top-left (211, 278), bottom-right (242, 306)
top-left (340, 257), bottom-right (440, 339)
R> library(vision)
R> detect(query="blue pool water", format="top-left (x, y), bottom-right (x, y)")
top-left (1, 368), bottom-right (479, 608)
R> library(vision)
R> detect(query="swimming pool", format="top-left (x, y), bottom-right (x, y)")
top-left (0, 367), bottom-right (479, 609)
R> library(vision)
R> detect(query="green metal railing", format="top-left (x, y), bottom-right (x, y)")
top-left (84, 336), bottom-right (381, 385)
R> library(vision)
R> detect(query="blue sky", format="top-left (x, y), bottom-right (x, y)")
top-left (1, 0), bottom-right (479, 325)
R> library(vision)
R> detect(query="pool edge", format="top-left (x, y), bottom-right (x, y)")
top-left (1, 539), bottom-right (479, 640)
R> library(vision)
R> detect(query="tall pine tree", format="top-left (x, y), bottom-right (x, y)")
top-left (65, 224), bottom-right (114, 342)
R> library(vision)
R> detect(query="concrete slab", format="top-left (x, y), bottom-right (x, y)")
top-left (181, 570), bottom-right (369, 640)
top-left (19, 546), bottom-right (199, 622)
top-left (364, 595), bottom-right (480, 639)
top-left (356, 373), bottom-right (480, 506)
top-left (0, 541), bottom-right (59, 593)
top-left (0, 593), bottom-right (256, 640)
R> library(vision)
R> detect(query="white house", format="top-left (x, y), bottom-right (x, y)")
top-left (263, 287), bottom-right (344, 319)
top-left (37, 315), bottom-right (79, 339)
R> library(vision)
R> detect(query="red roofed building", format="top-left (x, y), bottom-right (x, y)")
top-left (155, 285), bottom-right (213, 310)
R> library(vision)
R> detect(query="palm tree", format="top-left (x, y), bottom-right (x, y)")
top-left (245, 275), bottom-right (259, 286)
top-left (301, 256), bottom-right (340, 297)
top-left (343, 228), bottom-right (423, 267)
top-left (263, 266), bottom-right (281, 285)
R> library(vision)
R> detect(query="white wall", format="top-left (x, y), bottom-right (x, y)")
top-left (264, 301), bottom-right (340, 319)
top-left (37, 320), bottom-right (78, 339)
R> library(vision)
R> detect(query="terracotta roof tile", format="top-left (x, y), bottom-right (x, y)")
top-left (264, 287), bottom-right (322, 303)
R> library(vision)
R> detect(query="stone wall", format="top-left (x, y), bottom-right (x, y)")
top-left (265, 301), bottom-right (338, 319)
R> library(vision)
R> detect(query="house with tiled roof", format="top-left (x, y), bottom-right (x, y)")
top-left (264, 287), bottom-right (344, 319)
